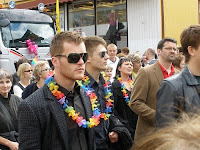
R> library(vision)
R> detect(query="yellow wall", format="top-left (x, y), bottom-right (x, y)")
top-left (163, 0), bottom-right (198, 46)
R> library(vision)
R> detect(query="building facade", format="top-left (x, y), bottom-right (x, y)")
top-left (1, 0), bottom-right (198, 53)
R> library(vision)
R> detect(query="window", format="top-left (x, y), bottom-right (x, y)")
top-left (68, 0), bottom-right (95, 36)
top-left (96, 0), bottom-right (127, 49)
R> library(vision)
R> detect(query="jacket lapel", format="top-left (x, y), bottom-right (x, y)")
top-left (153, 62), bottom-right (163, 85)
top-left (79, 87), bottom-right (92, 119)
top-left (44, 86), bottom-right (68, 149)
top-left (79, 87), bottom-right (95, 150)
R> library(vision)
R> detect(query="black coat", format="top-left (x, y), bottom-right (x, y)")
top-left (18, 85), bottom-right (95, 150)
top-left (112, 79), bottom-right (138, 140)
top-left (22, 82), bottom-right (38, 99)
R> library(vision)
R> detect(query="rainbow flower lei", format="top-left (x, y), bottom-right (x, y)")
top-left (77, 74), bottom-right (113, 118)
top-left (117, 76), bottom-right (133, 106)
top-left (45, 74), bottom-right (113, 128)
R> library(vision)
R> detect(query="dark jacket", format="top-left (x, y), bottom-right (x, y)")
top-left (85, 72), bottom-right (132, 150)
top-left (18, 85), bottom-right (95, 150)
top-left (112, 79), bottom-right (138, 139)
top-left (0, 94), bottom-right (22, 150)
top-left (22, 82), bottom-right (38, 99)
top-left (155, 65), bottom-right (200, 128)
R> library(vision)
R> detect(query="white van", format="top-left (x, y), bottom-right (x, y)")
top-left (0, 8), bottom-right (56, 74)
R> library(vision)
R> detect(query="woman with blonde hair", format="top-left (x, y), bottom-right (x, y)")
top-left (0, 69), bottom-right (22, 150)
top-left (13, 63), bottom-right (32, 98)
top-left (22, 61), bottom-right (51, 99)
top-left (127, 53), bottom-right (142, 81)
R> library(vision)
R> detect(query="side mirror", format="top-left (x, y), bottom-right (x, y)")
top-left (0, 19), bottom-right (10, 27)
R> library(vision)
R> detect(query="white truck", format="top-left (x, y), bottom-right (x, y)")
top-left (0, 7), bottom-right (56, 74)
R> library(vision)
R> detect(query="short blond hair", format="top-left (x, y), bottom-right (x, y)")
top-left (33, 61), bottom-right (49, 82)
top-left (127, 53), bottom-right (142, 65)
top-left (50, 31), bottom-right (84, 57)
top-left (84, 36), bottom-right (107, 56)
top-left (17, 63), bottom-right (32, 80)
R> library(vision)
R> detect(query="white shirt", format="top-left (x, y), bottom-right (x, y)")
top-left (107, 56), bottom-right (119, 83)
top-left (13, 82), bottom-right (26, 98)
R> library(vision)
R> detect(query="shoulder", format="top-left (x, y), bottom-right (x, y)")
top-left (10, 94), bottom-right (22, 102)
top-left (26, 82), bottom-right (37, 88)
top-left (23, 86), bottom-right (47, 104)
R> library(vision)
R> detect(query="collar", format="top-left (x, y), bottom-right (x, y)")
top-left (107, 56), bottom-right (119, 64)
top-left (85, 71), bottom-right (105, 86)
top-left (158, 62), bottom-right (175, 74)
top-left (0, 92), bottom-right (11, 100)
top-left (182, 65), bottom-right (199, 86)
top-left (58, 82), bottom-right (80, 96)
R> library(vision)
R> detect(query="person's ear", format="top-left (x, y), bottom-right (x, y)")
top-left (157, 49), bottom-right (161, 56)
top-left (87, 55), bottom-right (92, 63)
top-left (51, 57), bottom-right (59, 69)
top-left (187, 46), bottom-right (196, 57)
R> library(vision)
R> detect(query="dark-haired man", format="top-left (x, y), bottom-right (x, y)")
top-left (156, 25), bottom-right (200, 128)
top-left (130, 37), bottom-right (178, 143)
top-left (84, 36), bottom-right (132, 150)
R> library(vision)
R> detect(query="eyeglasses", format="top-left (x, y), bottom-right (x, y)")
top-left (99, 51), bottom-right (107, 58)
top-left (55, 53), bottom-right (88, 64)
top-left (24, 70), bottom-right (33, 73)
top-left (42, 68), bottom-right (52, 72)
top-left (163, 47), bottom-right (177, 51)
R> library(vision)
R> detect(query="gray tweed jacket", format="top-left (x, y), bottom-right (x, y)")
top-left (18, 85), bottom-right (95, 150)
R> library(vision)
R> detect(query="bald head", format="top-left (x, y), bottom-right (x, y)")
top-left (107, 43), bottom-right (117, 61)
top-left (146, 48), bottom-right (156, 60)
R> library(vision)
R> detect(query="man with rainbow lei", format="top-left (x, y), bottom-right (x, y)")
top-left (18, 31), bottom-right (96, 150)
top-left (84, 36), bottom-right (132, 150)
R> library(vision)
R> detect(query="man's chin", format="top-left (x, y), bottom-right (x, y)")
top-left (76, 75), bottom-right (84, 80)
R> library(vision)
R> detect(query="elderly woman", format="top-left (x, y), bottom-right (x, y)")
top-left (127, 53), bottom-right (142, 81)
top-left (22, 61), bottom-right (51, 99)
top-left (13, 63), bottom-right (32, 98)
top-left (0, 69), bottom-right (22, 150)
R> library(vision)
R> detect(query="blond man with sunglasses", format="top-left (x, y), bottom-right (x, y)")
top-left (18, 31), bottom-right (95, 150)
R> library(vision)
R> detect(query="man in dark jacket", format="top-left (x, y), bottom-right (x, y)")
top-left (156, 25), bottom-right (200, 128)
top-left (18, 31), bottom-right (95, 150)
top-left (84, 36), bottom-right (132, 150)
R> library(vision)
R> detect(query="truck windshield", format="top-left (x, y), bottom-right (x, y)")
top-left (1, 22), bottom-right (54, 48)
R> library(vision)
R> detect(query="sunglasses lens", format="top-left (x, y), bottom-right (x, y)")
top-left (100, 51), bottom-right (106, 58)
top-left (68, 53), bottom-right (88, 63)
top-left (82, 53), bottom-right (88, 63)
top-left (68, 53), bottom-right (80, 63)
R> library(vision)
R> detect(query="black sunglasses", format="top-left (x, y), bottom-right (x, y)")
top-left (99, 51), bottom-right (107, 58)
top-left (55, 53), bottom-right (88, 64)
top-left (24, 69), bottom-right (33, 73)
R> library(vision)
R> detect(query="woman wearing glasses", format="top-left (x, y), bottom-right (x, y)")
top-left (112, 57), bottom-right (138, 141)
top-left (13, 63), bottom-right (32, 98)
top-left (0, 69), bottom-right (22, 150)
top-left (22, 61), bottom-right (51, 99)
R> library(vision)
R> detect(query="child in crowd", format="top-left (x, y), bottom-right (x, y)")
top-left (104, 65), bottom-right (113, 81)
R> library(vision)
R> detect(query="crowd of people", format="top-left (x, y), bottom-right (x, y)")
top-left (0, 24), bottom-right (200, 150)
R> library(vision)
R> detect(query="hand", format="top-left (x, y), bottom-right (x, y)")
top-left (8, 141), bottom-right (19, 150)
top-left (109, 131), bottom-right (119, 143)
